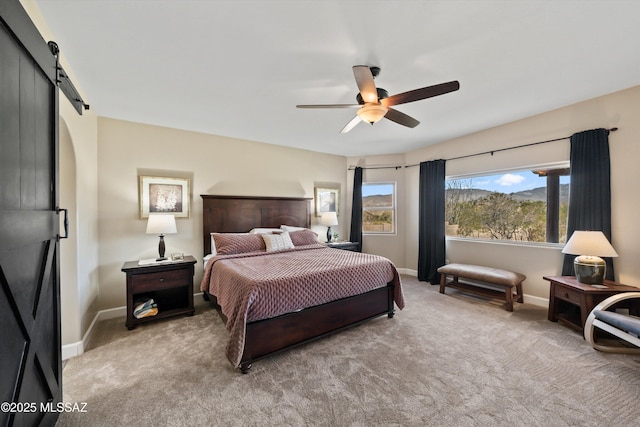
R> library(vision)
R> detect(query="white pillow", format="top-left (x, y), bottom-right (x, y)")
top-left (249, 228), bottom-right (283, 234)
top-left (280, 225), bottom-right (306, 232)
top-left (262, 232), bottom-right (294, 252)
top-left (203, 254), bottom-right (214, 270)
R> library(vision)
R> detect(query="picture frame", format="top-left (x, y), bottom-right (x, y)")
top-left (139, 176), bottom-right (190, 219)
top-left (315, 187), bottom-right (339, 217)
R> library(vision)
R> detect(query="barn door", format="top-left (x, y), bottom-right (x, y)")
top-left (1, 1), bottom-right (62, 426)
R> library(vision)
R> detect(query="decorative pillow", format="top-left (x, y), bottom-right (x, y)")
top-left (249, 228), bottom-right (283, 235)
top-left (209, 233), bottom-right (219, 256)
top-left (210, 232), bottom-right (251, 255)
top-left (262, 232), bottom-right (295, 252)
top-left (280, 225), bottom-right (306, 232)
top-left (212, 233), bottom-right (266, 255)
top-left (289, 229), bottom-right (320, 246)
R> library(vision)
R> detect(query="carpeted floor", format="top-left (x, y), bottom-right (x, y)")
top-left (56, 275), bottom-right (640, 426)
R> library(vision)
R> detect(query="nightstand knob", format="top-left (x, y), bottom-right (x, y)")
top-left (159, 278), bottom-right (165, 282)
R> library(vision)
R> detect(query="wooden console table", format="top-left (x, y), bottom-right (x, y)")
top-left (544, 276), bottom-right (640, 333)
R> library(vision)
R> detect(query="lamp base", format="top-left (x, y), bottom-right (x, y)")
top-left (326, 226), bottom-right (333, 243)
top-left (158, 234), bottom-right (166, 261)
top-left (574, 255), bottom-right (606, 285)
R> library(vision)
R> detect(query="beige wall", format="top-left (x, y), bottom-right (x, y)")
top-left (97, 118), bottom-right (348, 309)
top-left (22, 0), bottom-right (101, 347)
top-left (401, 85), bottom-right (640, 301)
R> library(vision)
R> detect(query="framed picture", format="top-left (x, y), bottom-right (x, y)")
top-left (315, 187), bottom-right (339, 217)
top-left (139, 176), bottom-right (190, 219)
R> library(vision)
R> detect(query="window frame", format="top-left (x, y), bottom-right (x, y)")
top-left (362, 181), bottom-right (397, 235)
top-left (444, 161), bottom-right (570, 247)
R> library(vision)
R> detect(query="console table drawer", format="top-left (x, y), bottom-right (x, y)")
top-left (554, 285), bottom-right (580, 302)
top-left (131, 269), bottom-right (187, 292)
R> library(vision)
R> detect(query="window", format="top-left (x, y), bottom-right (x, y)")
top-left (363, 182), bottom-right (396, 234)
top-left (445, 165), bottom-right (570, 243)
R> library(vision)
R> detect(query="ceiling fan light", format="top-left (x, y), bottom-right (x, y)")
top-left (357, 103), bottom-right (388, 124)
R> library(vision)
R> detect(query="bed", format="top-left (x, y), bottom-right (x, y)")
top-left (200, 195), bottom-right (404, 373)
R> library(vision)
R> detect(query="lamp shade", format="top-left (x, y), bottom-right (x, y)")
top-left (357, 103), bottom-right (388, 124)
top-left (561, 231), bottom-right (618, 257)
top-left (146, 214), bottom-right (177, 235)
top-left (562, 230), bottom-right (617, 285)
top-left (319, 211), bottom-right (338, 227)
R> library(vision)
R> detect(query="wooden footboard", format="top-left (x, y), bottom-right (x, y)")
top-left (238, 283), bottom-right (395, 373)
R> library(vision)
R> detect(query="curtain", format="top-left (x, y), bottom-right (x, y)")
top-left (349, 166), bottom-right (363, 252)
top-left (561, 128), bottom-right (614, 279)
top-left (418, 160), bottom-right (446, 284)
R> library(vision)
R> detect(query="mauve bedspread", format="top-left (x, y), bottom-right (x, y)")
top-left (200, 244), bottom-right (404, 367)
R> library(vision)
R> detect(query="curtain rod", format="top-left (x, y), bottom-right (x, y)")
top-left (412, 127), bottom-right (619, 166)
top-left (348, 127), bottom-right (618, 170)
top-left (347, 165), bottom-right (405, 171)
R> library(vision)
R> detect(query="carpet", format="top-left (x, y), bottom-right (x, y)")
top-left (56, 275), bottom-right (640, 426)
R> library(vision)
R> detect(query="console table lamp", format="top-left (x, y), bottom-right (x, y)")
top-left (562, 230), bottom-right (618, 284)
top-left (146, 214), bottom-right (177, 261)
top-left (320, 212), bottom-right (338, 243)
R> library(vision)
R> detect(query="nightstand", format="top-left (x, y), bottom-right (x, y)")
top-left (327, 241), bottom-right (360, 252)
top-left (122, 256), bottom-right (197, 330)
top-left (544, 275), bottom-right (640, 333)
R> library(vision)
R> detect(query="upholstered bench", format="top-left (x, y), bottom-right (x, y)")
top-left (437, 263), bottom-right (525, 312)
top-left (584, 292), bottom-right (640, 354)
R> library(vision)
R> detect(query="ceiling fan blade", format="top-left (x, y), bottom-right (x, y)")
top-left (340, 115), bottom-right (361, 134)
top-left (296, 104), bottom-right (359, 109)
top-left (384, 108), bottom-right (420, 128)
top-left (382, 80), bottom-right (460, 107)
top-left (352, 65), bottom-right (378, 103)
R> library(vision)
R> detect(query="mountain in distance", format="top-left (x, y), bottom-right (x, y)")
top-left (367, 184), bottom-right (569, 206)
top-left (446, 184), bottom-right (569, 204)
top-left (363, 194), bottom-right (392, 208)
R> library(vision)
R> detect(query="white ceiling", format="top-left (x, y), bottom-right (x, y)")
top-left (34, 0), bottom-right (640, 157)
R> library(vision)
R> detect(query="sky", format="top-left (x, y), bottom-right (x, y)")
top-left (451, 171), bottom-right (570, 194)
top-left (362, 183), bottom-right (394, 197)
top-left (363, 171), bottom-right (569, 197)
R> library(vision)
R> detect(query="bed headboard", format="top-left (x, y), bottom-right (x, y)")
top-left (201, 195), bottom-right (312, 255)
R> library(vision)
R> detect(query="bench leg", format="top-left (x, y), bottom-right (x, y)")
top-left (505, 287), bottom-right (514, 312)
top-left (515, 283), bottom-right (524, 303)
top-left (439, 273), bottom-right (447, 294)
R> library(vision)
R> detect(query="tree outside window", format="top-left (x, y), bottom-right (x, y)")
top-left (445, 167), bottom-right (569, 243)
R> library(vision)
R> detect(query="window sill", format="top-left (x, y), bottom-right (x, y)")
top-left (445, 236), bottom-right (564, 250)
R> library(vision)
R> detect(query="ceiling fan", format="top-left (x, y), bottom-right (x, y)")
top-left (296, 65), bottom-right (460, 133)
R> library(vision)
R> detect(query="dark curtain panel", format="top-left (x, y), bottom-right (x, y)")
top-left (561, 128), bottom-right (614, 279)
top-left (349, 166), bottom-right (363, 252)
top-left (418, 160), bottom-right (446, 284)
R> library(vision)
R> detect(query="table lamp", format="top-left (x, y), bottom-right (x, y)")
top-left (146, 214), bottom-right (177, 261)
top-left (561, 230), bottom-right (618, 284)
top-left (320, 212), bottom-right (338, 243)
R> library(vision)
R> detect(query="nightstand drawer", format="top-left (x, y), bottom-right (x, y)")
top-left (554, 284), bottom-right (581, 302)
top-left (131, 268), bottom-right (188, 292)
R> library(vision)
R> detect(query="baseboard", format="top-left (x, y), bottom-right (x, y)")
top-left (61, 305), bottom-right (126, 361)
top-left (398, 268), bottom-right (417, 276)
top-left (522, 294), bottom-right (548, 308)
top-left (61, 341), bottom-right (83, 360)
top-left (62, 292), bottom-right (205, 361)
